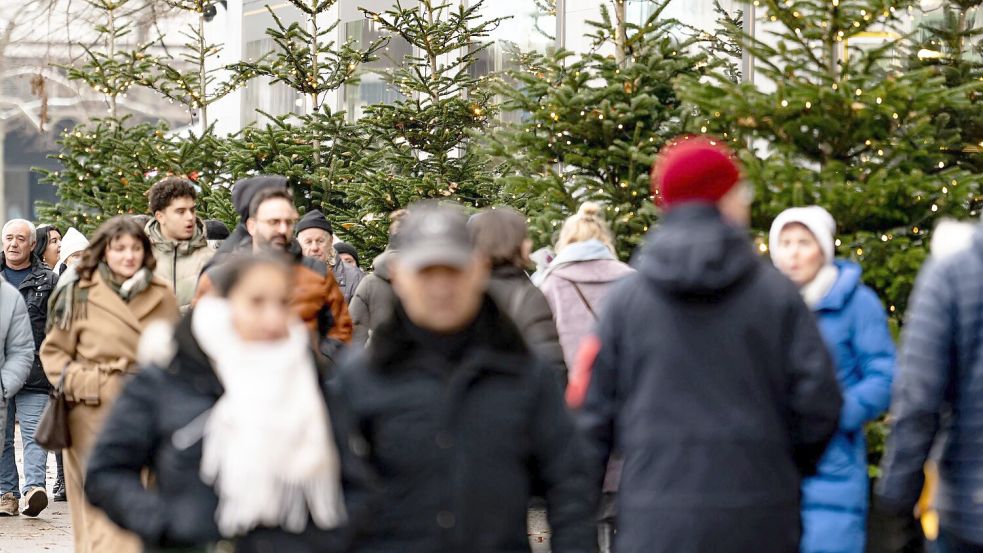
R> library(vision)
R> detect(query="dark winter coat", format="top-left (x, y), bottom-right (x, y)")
top-left (576, 204), bottom-right (842, 553)
top-left (486, 264), bottom-right (567, 385)
top-left (877, 228), bottom-right (983, 545)
top-left (349, 251), bottom-right (396, 347)
top-left (0, 254), bottom-right (57, 393)
top-left (801, 261), bottom-right (895, 553)
top-left (84, 314), bottom-right (376, 553)
top-left (337, 297), bottom-right (595, 553)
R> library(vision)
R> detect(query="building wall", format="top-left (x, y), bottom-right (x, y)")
top-left (209, 0), bottom-right (737, 134)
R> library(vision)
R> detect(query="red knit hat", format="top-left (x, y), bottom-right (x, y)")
top-left (651, 135), bottom-right (741, 209)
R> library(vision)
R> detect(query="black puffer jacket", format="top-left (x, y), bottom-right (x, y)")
top-left (0, 254), bottom-right (57, 393)
top-left (577, 205), bottom-right (842, 553)
top-left (486, 264), bottom-right (566, 385)
top-left (337, 297), bottom-right (595, 553)
top-left (84, 315), bottom-right (376, 553)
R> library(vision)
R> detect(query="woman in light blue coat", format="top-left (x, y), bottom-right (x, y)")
top-left (770, 206), bottom-right (895, 553)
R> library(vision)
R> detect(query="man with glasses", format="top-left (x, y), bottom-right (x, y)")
top-left (195, 186), bottom-right (352, 345)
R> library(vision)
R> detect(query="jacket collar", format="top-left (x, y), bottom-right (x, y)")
top-left (368, 295), bottom-right (529, 374)
top-left (0, 254), bottom-right (49, 288)
top-left (145, 218), bottom-right (210, 255)
top-left (814, 260), bottom-right (862, 312)
top-left (83, 271), bottom-right (170, 333)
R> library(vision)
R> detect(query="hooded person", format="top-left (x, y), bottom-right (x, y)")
top-left (295, 210), bottom-right (364, 304)
top-left (769, 206), bottom-right (895, 553)
top-left (57, 228), bottom-right (89, 276)
top-left (144, 177), bottom-right (216, 313)
top-left (573, 135), bottom-right (842, 553)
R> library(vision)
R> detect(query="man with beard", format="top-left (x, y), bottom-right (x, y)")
top-left (196, 188), bottom-right (352, 344)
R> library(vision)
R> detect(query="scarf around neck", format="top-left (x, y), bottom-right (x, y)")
top-left (192, 297), bottom-right (346, 537)
top-left (98, 263), bottom-right (153, 302)
top-left (800, 264), bottom-right (839, 309)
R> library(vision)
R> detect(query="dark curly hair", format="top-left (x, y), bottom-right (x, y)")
top-left (148, 176), bottom-right (197, 214)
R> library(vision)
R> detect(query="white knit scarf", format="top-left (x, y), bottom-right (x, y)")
top-left (799, 264), bottom-right (839, 309)
top-left (192, 297), bottom-right (346, 537)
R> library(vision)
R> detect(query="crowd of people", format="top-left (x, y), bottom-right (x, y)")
top-left (0, 135), bottom-right (979, 553)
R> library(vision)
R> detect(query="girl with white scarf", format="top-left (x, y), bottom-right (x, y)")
top-left (84, 254), bottom-right (370, 553)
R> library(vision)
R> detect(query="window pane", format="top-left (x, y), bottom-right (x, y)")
top-left (343, 19), bottom-right (412, 121)
top-left (240, 38), bottom-right (305, 127)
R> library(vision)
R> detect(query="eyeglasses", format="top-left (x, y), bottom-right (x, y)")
top-left (257, 218), bottom-right (298, 229)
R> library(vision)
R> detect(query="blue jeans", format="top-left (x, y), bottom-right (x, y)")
top-left (1, 391), bottom-right (48, 497)
top-left (937, 528), bottom-right (983, 553)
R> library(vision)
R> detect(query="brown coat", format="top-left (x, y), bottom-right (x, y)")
top-left (41, 272), bottom-right (179, 553)
top-left (195, 260), bottom-right (353, 344)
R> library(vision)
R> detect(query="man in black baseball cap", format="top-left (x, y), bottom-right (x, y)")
top-left (337, 201), bottom-right (594, 553)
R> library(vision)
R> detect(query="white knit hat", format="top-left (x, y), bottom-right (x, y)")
top-left (769, 206), bottom-right (836, 265)
top-left (58, 227), bottom-right (89, 269)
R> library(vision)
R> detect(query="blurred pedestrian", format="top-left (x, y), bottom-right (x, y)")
top-left (86, 254), bottom-right (374, 553)
top-left (877, 221), bottom-right (983, 552)
top-left (145, 177), bottom-right (215, 313)
top-left (574, 136), bottom-right (842, 553)
top-left (197, 188), bottom-right (353, 346)
top-left (534, 202), bottom-right (634, 376)
top-left (34, 225), bottom-right (62, 270)
top-left (338, 202), bottom-right (595, 553)
top-left (770, 206), bottom-right (895, 553)
top-left (57, 227), bottom-right (89, 276)
top-left (296, 210), bottom-right (364, 303)
top-left (468, 207), bottom-right (566, 383)
top-left (0, 219), bottom-right (59, 517)
top-left (349, 209), bottom-right (405, 347)
top-left (0, 277), bottom-right (37, 511)
top-left (40, 216), bottom-right (179, 553)
top-left (334, 243), bottom-right (360, 269)
top-left (205, 219), bottom-right (231, 249)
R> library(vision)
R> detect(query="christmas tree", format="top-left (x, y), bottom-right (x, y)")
top-left (37, 0), bottom-right (240, 232)
top-left (223, 0), bottom-right (383, 222)
top-left (340, 0), bottom-right (507, 255)
top-left (678, 0), bottom-right (983, 319)
top-left (484, 0), bottom-right (714, 258)
top-left (912, 0), bottom-right (983, 174)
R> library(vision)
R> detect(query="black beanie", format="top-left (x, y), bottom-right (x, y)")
top-left (333, 242), bottom-right (359, 267)
top-left (295, 209), bottom-right (333, 236)
top-left (231, 176), bottom-right (289, 220)
top-left (205, 219), bottom-right (231, 240)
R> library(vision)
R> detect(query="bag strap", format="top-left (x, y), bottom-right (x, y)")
top-left (52, 364), bottom-right (70, 396)
top-left (556, 276), bottom-right (598, 320)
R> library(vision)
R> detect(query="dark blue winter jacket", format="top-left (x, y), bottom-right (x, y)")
top-left (877, 229), bottom-right (983, 546)
top-left (801, 260), bottom-right (895, 553)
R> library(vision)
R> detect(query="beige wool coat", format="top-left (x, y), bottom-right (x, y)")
top-left (41, 271), bottom-right (179, 553)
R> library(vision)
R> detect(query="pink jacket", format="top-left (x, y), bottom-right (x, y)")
top-left (537, 247), bottom-right (635, 370)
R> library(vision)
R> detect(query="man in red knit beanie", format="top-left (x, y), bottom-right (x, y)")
top-left (652, 134), bottom-right (750, 225)
top-left (573, 135), bottom-right (842, 553)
